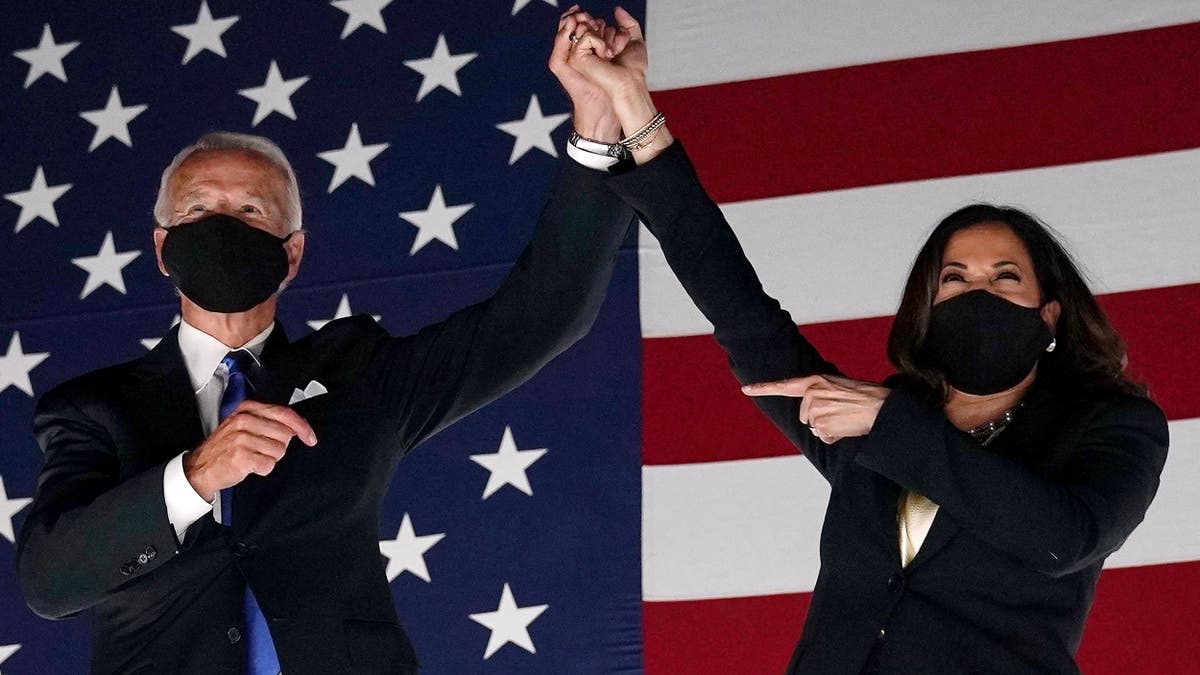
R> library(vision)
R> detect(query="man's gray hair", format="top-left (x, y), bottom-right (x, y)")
top-left (153, 131), bottom-right (303, 231)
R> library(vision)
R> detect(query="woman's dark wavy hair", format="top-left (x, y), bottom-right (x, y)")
top-left (886, 204), bottom-right (1146, 403)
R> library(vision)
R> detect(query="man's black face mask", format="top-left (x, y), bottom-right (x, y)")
top-left (923, 289), bottom-right (1054, 395)
top-left (160, 213), bottom-right (293, 314)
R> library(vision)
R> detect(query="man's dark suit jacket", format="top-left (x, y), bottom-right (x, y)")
top-left (16, 160), bottom-right (634, 674)
top-left (606, 143), bottom-right (1170, 674)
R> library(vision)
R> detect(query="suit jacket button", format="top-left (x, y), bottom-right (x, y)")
top-left (887, 573), bottom-right (903, 593)
top-left (232, 542), bottom-right (249, 558)
top-left (227, 627), bottom-right (241, 644)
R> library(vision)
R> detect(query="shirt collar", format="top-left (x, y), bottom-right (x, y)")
top-left (177, 319), bottom-right (274, 393)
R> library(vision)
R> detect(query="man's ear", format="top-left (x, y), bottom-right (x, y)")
top-left (283, 231), bottom-right (305, 284)
top-left (153, 227), bottom-right (169, 277)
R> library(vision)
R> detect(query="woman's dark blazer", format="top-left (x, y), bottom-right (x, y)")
top-left (605, 143), bottom-right (1169, 674)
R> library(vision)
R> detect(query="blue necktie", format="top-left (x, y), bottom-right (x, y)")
top-left (218, 351), bottom-right (281, 675)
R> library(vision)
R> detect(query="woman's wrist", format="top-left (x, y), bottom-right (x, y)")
top-left (627, 126), bottom-right (673, 165)
top-left (609, 78), bottom-right (656, 132)
top-left (609, 85), bottom-right (673, 164)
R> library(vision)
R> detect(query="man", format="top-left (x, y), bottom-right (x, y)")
top-left (17, 10), bottom-right (629, 673)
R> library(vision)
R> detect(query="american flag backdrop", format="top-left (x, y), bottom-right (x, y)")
top-left (0, 2), bottom-right (1197, 674)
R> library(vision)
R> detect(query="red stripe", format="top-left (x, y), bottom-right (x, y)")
top-left (642, 283), bottom-right (1199, 465)
top-left (652, 22), bottom-right (1200, 205)
top-left (642, 560), bottom-right (1200, 675)
top-left (1096, 283), bottom-right (1197, 420)
top-left (1075, 560), bottom-right (1200, 673)
top-left (643, 593), bottom-right (810, 675)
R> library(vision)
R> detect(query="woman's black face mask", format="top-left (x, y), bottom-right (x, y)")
top-left (160, 214), bottom-right (293, 313)
top-left (923, 289), bottom-right (1054, 395)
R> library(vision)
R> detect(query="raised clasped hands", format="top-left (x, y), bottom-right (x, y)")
top-left (550, 6), bottom-right (671, 163)
top-left (743, 374), bottom-right (891, 444)
top-left (183, 400), bottom-right (317, 502)
top-left (549, 5), bottom-right (623, 141)
top-left (561, 6), bottom-right (647, 97)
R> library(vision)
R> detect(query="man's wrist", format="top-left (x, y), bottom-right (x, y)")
top-left (570, 132), bottom-right (628, 158)
top-left (181, 451), bottom-right (216, 503)
top-left (566, 131), bottom-right (633, 172)
top-left (165, 452), bottom-right (215, 541)
top-left (572, 107), bottom-right (621, 143)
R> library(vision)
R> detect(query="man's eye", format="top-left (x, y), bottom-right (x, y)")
top-left (240, 205), bottom-right (261, 214)
top-left (189, 205), bottom-right (206, 212)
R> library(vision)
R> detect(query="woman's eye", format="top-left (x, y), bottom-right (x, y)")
top-left (997, 271), bottom-right (1021, 281)
top-left (940, 273), bottom-right (964, 283)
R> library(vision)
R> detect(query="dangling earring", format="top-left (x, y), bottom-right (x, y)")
top-left (1046, 337), bottom-right (1057, 353)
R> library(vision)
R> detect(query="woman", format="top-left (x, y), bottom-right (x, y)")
top-left (563, 9), bottom-right (1169, 673)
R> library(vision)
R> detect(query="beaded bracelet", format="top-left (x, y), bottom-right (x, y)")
top-left (619, 112), bottom-right (666, 152)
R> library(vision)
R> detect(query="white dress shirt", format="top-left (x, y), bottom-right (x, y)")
top-left (162, 319), bottom-right (274, 541)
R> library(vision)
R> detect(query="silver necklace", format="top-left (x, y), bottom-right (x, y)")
top-left (966, 404), bottom-right (1022, 446)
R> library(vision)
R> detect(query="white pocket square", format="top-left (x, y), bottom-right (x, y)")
top-left (289, 380), bottom-right (329, 404)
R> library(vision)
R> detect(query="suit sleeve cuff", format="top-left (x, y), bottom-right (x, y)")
top-left (855, 388), bottom-right (947, 484)
top-left (163, 452), bottom-right (212, 541)
top-left (605, 140), bottom-right (703, 218)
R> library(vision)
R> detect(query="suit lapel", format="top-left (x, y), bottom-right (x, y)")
top-left (254, 321), bottom-right (300, 407)
top-left (851, 460), bottom-right (961, 571)
top-left (126, 326), bottom-right (206, 464)
top-left (850, 462), bottom-right (905, 563)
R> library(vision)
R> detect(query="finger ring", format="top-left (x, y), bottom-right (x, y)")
top-left (569, 33), bottom-right (580, 44)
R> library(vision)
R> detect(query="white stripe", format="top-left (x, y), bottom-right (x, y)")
top-left (639, 148), bottom-right (1200, 339)
top-left (642, 455), bottom-right (830, 601)
top-left (645, 1), bottom-right (1200, 90)
top-left (642, 417), bottom-right (1200, 601)
top-left (1107, 417), bottom-right (1200, 569)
